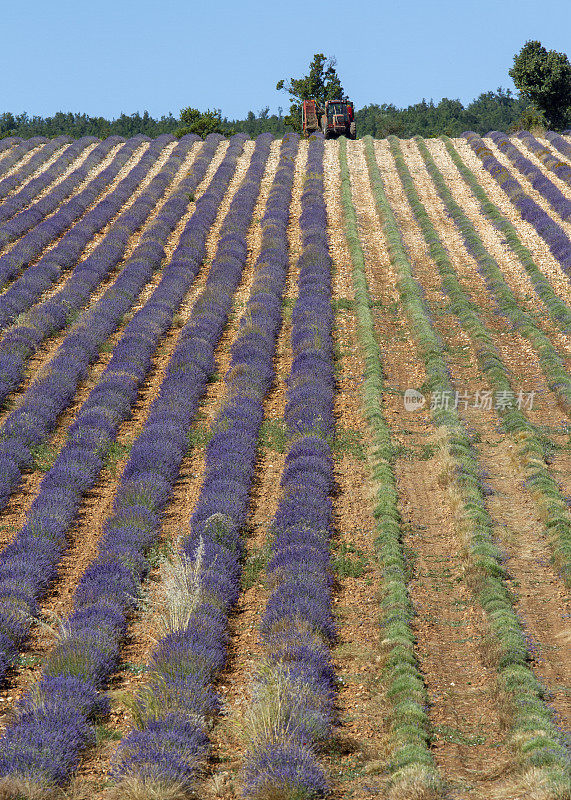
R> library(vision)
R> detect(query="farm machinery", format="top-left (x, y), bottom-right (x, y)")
top-left (302, 98), bottom-right (356, 139)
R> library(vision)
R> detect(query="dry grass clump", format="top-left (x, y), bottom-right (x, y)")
top-left (491, 767), bottom-right (571, 800)
top-left (152, 537), bottom-right (206, 637)
top-left (0, 777), bottom-right (58, 800)
top-left (104, 775), bottom-right (192, 800)
top-left (387, 764), bottom-right (448, 800)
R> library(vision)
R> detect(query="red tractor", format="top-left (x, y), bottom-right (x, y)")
top-left (302, 98), bottom-right (356, 139)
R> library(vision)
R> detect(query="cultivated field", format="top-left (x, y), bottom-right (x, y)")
top-left (0, 128), bottom-right (568, 800)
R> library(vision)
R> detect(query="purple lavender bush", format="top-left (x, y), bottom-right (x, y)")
top-left (545, 130), bottom-right (571, 161)
top-left (0, 135), bottom-right (122, 267)
top-left (516, 130), bottom-right (571, 187)
top-left (0, 136), bottom-right (94, 217)
top-left (0, 137), bottom-right (49, 181)
top-left (243, 134), bottom-right (335, 800)
top-left (109, 134), bottom-right (302, 798)
top-left (463, 131), bottom-right (571, 277)
top-left (0, 137), bottom-right (23, 159)
top-left (0, 133), bottom-right (236, 690)
top-left (0, 135), bottom-right (202, 514)
top-left (0, 133), bottom-right (279, 794)
top-left (0, 135), bottom-right (146, 329)
top-left (0, 134), bottom-right (205, 407)
top-left (486, 130), bottom-right (571, 220)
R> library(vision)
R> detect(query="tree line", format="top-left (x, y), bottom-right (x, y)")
top-left (0, 93), bottom-right (532, 141)
top-left (0, 110), bottom-right (181, 140)
top-left (355, 90), bottom-right (528, 138)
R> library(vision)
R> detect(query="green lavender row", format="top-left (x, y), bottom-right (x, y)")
top-left (406, 135), bottom-right (571, 417)
top-left (338, 137), bottom-right (444, 799)
top-left (389, 135), bottom-right (571, 585)
top-left (364, 135), bottom-right (570, 797)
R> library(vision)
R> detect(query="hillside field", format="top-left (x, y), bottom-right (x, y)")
top-left (0, 129), bottom-right (568, 800)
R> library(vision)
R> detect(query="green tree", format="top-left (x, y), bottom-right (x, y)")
top-left (276, 53), bottom-right (344, 132)
top-left (0, 112), bottom-right (16, 137)
top-left (466, 88), bottom-right (526, 133)
top-left (509, 40), bottom-right (571, 129)
top-left (176, 107), bottom-right (228, 138)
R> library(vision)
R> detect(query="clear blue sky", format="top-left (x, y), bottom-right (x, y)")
top-left (2, 0), bottom-right (570, 120)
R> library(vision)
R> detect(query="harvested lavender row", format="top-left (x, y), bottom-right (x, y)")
top-left (0, 135), bottom-right (159, 331)
top-left (110, 133), bottom-right (297, 796)
top-left (0, 133), bottom-right (247, 690)
top-left (0, 137), bottom-right (48, 180)
top-left (545, 130), bottom-right (571, 161)
top-left (463, 132), bottom-right (571, 276)
top-left (0, 136), bottom-right (119, 226)
top-left (0, 133), bottom-right (273, 793)
top-left (366, 137), bottom-right (570, 794)
top-left (0, 135), bottom-right (80, 205)
top-left (516, 130), bottom-right (571, 187)
top-left (243, 134), bottom-right (335, 799)
top-left (0, 134), bottom-right (202, 515)
top-left (338, 137), bottom-right (441, 796)
top-left (0, 134), bottom-right (203, 405)
top-left (486, 130), bottom-right (571, 221)
top-left (0, 134), bottom-right (130, 277)
top-left (404, 138), bottom-right (571, 582)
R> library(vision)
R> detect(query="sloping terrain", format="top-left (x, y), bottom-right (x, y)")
top-left (0, 131), bottom-right (568, 800)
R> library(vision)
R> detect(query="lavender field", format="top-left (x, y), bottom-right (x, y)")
top-left (0, 129), bottom-right (569, 800)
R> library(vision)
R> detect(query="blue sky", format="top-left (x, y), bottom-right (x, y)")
top-left (2, 0), bottom-right (570, 120)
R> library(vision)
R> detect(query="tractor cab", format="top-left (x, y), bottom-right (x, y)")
top-left (302, 98), bottom-right (356, 139)
top-left (326, 100), bottom-right (349, 123)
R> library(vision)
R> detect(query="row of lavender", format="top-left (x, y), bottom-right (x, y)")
top-left (0, 137), bottom-right (175, 398)
top-left (0, 133), bottom-right (239, 690)
top-left (108, 129), bottom-right (296, 793)
top-left (0, 135), bottom-right (125, 272)
top-left (0, 135), bottom-right (154, 331)
top-left (0, 136), bottom-right (136, 268)
top-left (545, 130), bottom-right (571, 161)
top-left (0, 133), bottom-right (272, 793)
top-left (0, 134), bottom-right (201, 409)
top-left (440, 135), bottom-right (571, 337)
top-left (0, 137), bottom-right (51, 181)
top-left (367, 135), bottom-right (570, 797)
top-left (0, 135), bottom-right (79, 207)
top-left (243, 135), bottom-right (336, 798)
top-left (486, 130), bottom-right (571, 220)
top-left (0, 138), bottom-right (28, 155)
top-left (416, 134), bottom-right (571, 417)
top-left (516, 130), bottom-right (571, 188)
top-left (463, 132), bottom-right (571, 276)
top-left (0, 134), bottom-right (203, 513)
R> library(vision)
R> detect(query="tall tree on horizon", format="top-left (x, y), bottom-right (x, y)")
top-left (510, 40), bottom-right (571, 129)
top-left (276, 54), bottom-right (345, 132)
